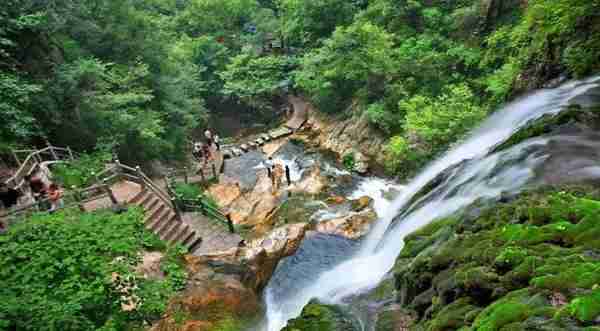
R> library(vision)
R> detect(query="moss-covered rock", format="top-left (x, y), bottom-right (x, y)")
top-left (282, 300), bottom-right (360, 331)
top-left (391, 187), bottom-right (600, 330)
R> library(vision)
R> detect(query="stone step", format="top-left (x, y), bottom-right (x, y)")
top-left (261, 134), bottom-right (271, 142)
top-left (240, 144), bottom-right (249, 152)
top-left (148, 209), bottom-right (171, 231)
top-left (142, 197), bottom-right (160, 211)
top-left (163, 221), bottom-right (182, 241)
top-left (248, 142), bottom-right (257, 149)
top-left (157, 216), bottom-right (177, 239)
top-left (144, 204), bottom-right (165, 225)
top-left (256, 138), bottom-right (265, 145)
top-left (181, 230), bottom-right (196, 247)
top-left (171, 224), bottom-right (191, 244)
top-left (187, 235), bottom-right (203, 253)
top-left (129, 189), bottom-right (148, 204)
top-left (136, 192), bottom-right (153, 208)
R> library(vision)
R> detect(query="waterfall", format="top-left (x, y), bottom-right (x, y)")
top-left (263, 76), bottom-right (600, 331)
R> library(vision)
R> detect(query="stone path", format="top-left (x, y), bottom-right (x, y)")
top-left (221, 127), bottom-right (294, 159)
top-left (182, 212), bottom-right (242, 255)
top-left (285, 95), bottom-right (309, 130)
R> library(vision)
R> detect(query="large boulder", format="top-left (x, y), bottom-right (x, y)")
top-left (289, 164), bottom-right (328, 195)
top-left (313, 208), bottom-right (378, 240)
top-left (199, 223), bottom-right (309, 292)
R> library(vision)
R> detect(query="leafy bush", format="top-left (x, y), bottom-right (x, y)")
top-left (0, 208), bottom-right (186, 330)
top-left (294, 21), bottom-right (396, 113)
top-left (342, 153), bottom-right (355, 171)
top-left (220, 54), bottom-right (297, 108)
top-left (173, 183), bottom-right (202, 200)
top-left (402, 84), bottom-right (486, 155)
top-left (52, 151), bottom-right (112, 188)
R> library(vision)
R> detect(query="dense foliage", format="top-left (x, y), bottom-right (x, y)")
top-left (0, 208), bottom-right (187, 330)
top-left (2, 0), bottom-right (598, 172)
top-left (386, 187), bottom-right (600, 330)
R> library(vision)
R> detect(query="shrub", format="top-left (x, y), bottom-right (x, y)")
top-left (402, 84), bottom-right (487, 154)
top-left (52, 151), bottom-right (112, 188)
top-left (342, 153), bottom-right (355, 171)
top-left (0, 208), bottom-right (186, 330)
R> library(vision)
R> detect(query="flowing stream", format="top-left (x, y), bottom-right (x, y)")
top-left (262, 76), bottom-right (600, 331)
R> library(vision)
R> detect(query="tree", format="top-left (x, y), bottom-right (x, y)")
top-left (294, 21), bottom-right (396, 112)
top-left (220, 54), bottom-right (297, 108)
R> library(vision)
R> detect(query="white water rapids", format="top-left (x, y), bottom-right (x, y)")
top-left (263, 76), bottom-right (600, 331)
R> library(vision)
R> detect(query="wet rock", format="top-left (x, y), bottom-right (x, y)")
top-left (374, 304), bottom-right (416, 331)
top-left (353, 151), bottom-right (369, 174)
top-left (304, 104), bottom-right (387, 169)
top-left (206, 182), bottom-right (241, 207)
top-left (350, 195), bottom-right (373, 212)
top-left (289, 164), bottom-right (328, 195)
top-left (198, 223), bottom-right (309, 292)
top-left (314, 208), bottom-right (377, 240)
top-left (326, 196), bottom-right (347, 205)
top-left (282, 300), bottom-right (361, 331)
top-left (151, 275), bottom-right (261, 331)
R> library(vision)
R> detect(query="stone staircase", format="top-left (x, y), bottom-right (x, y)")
top-left (222, 127), bottom-right (293, 159)
top-left (129, 189), bottom-right (203, 253)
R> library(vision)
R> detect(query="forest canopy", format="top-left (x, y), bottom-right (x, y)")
top-left (1, 0), bottom-right (599, 172)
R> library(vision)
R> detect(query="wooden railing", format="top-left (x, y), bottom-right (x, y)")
top-left (1, 160), bottom-right (179, 227)
top-left (5, 144), bottom-right (75, 192)
top-left (1, 183), bottom-right (112, 226)
top-left (164, 171), bottom-right (235, 233)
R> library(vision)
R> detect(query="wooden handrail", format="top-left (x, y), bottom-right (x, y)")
top-left (5, 145), bottom-right (74, 191)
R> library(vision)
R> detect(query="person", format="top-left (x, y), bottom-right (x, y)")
top-left (202, 143), bottom-right (212, 166)
top-left (192, 141), bottom-right (203, 161)
top-left (47, 183), bottom-right (64, 213)
top-left (24, 174), bottom-right (46, 202)
top-left (0, 183), bottom-right (21, 210)
top-left (264, 156), bottom-right (274, 178)
top-left (204, 129), bottom-right (213, 146)
top-left (213, 134), bottom-right (221, 151)
top-left (272, 161), bottom-right (284, 194)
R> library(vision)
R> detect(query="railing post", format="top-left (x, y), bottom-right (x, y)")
top-left (12, 150), bottom-right (21, 167)
top-left (226, 213), bottom-right (235, 234)
top-left (67, 147), bottom-right (74, 160)
top-left (199, 167), bottom-right (205, 182)
top-left (103, 180), bottom-right (118, 206)
top-left (47, 141), bottom-right (58, 160)
top-left (135, 166), bottom-right (144, 187)
top-left (72, 185), bottom-right (85, 212)
top-left (220, 158), bottom-right (226, 174)
top-left (171, 197), bottom-right (182, 221)
top-left (183, 166), bottom-right (189, 184)
top-left (212, 163), bottom-right (217, 179)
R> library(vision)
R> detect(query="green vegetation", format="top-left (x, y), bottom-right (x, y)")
top-left (342, 153), bottom-right (356, 171)
top-left (2, 0), bottom-right (598, 173)
top-left (52, 152), bottom-right (112, 188)
top-left (392, 187), bottom-right (600, 330)
top-left (0, 208), bottom-right (187, 330)
top-left (282, 300), bottom-right (359, 331)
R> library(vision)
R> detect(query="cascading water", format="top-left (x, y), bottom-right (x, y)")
top-left (263, 76), bottom-right (600, 331)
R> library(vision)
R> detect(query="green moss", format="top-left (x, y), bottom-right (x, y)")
top-left (392, 187), bottom-right (600, 330)
top-left (565, 289), bottom-right (600, 323)
top-left (426, 298), bottom-right (481, 331)
top-left (282, 301), bottom-right (359, 331)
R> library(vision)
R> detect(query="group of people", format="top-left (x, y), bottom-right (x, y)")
top-left (0, 175), bottom-right (64, 213)
top-left (264, 157), bottom-right (288, 194)
top-left (192, 129), bottom-right (220, 170)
